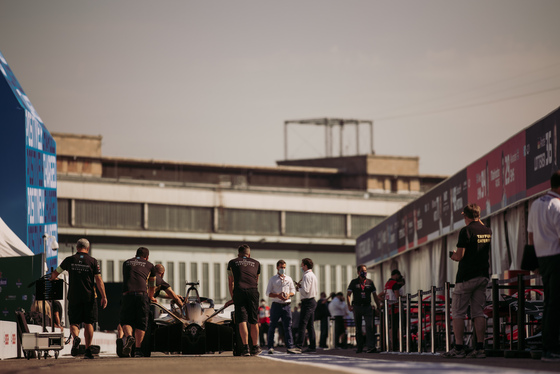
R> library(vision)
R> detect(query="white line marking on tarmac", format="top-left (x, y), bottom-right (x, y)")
top-left (259, 353), bottom-right (549, 374)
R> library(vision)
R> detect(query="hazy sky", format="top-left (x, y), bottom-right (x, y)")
top-left (1, 0), bottom-right (559, 176)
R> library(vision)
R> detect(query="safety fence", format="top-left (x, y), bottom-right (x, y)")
top-left (374, 273), bottom-right (543, 356)
top-left (320, 273), bottom-right (543, 356)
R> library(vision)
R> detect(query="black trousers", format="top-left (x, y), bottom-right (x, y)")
top-left (296, 298), bottom-right (317, 349)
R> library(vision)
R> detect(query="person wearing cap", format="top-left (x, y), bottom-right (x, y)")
top-left (384, 269), bottom-right (405, 350)
top-left (347, 264), bottom-right (381, 353)
top-left (443, 203), bottom-right (492, 359)
top-left (50, 238), bottom-right (107, 359)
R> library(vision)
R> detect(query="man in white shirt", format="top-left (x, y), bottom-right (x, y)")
top-left (295, 258), bottom-right (318, 353)
top-left (265, 259), bottom-right (299, 354)
top-left (328, 292), bottom-right (348, 349)
top-left (528, 170), bottom-right (560, 362)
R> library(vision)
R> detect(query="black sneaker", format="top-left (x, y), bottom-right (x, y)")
top-left (250, 345), bottom-right (262, 356)
top-left (134, 349), bottom-right (144, 358)
top-left (366, 347), bottom-right (378, 353)
top-left (356, 348), bottom-right (363, 353)
top-left (71, 337), bottom-right (81, 356)
top-left (303, 348), bottom-right (316, 353)
top-left (83, 348), bottom-right (94, 359)
top-left (241, 344), bottom-right (250, 356)
top-left (122, 336), bottom-right (135, 357)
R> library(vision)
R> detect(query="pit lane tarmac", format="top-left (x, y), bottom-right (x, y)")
top-left (1, 351), bottom-right (558, 374)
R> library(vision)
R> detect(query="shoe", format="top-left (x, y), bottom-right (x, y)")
top-left (241, 344), bottom-right (251, 356)
top-left (542, 351), bottom-right (560, 362)
top-left (466, 349), bottom-right (486, 358)
top-left (116, 338), bottom-right (124, 357)
top-left (134, 349), bottom-right (144, 358)
top-left (356, 348), bottom-right (363, 353)
top-left (122, 336), bottom-right (135, 357)
top-left (366, 347), bottom-right (378, 353)
top-left (250, 345), bottom-right (262, 356)
top-left (442, 347), bottom-right (466, 358)
top-left (83, 348), bottom-right (94, 359)
top-left (287, 347), bottom-right (302, 354)
top-left (71, 336), bottom-right (81, 356)
top-left (268, 348), bottom-right (274, 354)
top-left (303, 348), bottom-right (316, 353)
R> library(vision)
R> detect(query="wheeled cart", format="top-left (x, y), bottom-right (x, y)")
top-left (21, 332), bottom-right (65, 359)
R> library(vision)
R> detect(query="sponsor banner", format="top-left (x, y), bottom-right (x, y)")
top-left (467, 132), bottom-right (527, 218)
top-left (525, 110), bottom-right (560, 197)
top-left (357, 107), bottom-right (559, 267)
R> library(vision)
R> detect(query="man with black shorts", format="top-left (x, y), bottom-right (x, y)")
top-left (120, 247), bottom-right (157, 358)
top-left (227, 244), bottom-right (261, 356)
top-left (444, 203), bottom-right (492, 359)
top-left (154, 264), bottom-right (184, 308)
top-left (50, 238), bottom-right (107, 359)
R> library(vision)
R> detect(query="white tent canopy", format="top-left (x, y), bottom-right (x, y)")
top-left (0, 216), bottom-right (34, 257)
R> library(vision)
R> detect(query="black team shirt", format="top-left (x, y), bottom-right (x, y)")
top-left (122, 257), bottom-right (156, 293)
top-left (456, 220), bottom-right (492, 283)
top-left (59, 252), bottom-right (100, 302)
top-left (154, 274), bottom-right (170, 298)
top-left (227, 257), bottom-right (261, 289)
top-left (347, 277), bottom-right (377, 306)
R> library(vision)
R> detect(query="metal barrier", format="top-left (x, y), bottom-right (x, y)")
top-left (490, 273), bottom-right (543, 358)
top-left (377, 273), bottom-right (543, 357)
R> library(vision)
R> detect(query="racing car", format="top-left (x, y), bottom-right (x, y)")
top-left (141, 282), bottom-right (240, 356)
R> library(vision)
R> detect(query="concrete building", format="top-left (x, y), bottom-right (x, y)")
top-left (54, 132), bottom-right (445, 304)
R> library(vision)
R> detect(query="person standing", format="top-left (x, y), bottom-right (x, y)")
top-left (316, 292), bottom-right (331, 349)
top-left (444, 203), bottom-right (492, 359)
top-left (258, 299), bottom-right (270, 348)
top-left (328, 292), bottom-right (348, 349)
top-left (120, 247), bottom-right (157, 358)
top-left (49, 238), bottom-right (107, 359)
top-left (347, 265), bottom-right (381, 354)
top-left (265, 259), bottom-right (299, 354)
top-left (154, 264), bottom-right (184, 308)
top-left (384, 269), bottom-right (406, 351)
top-left (528, 171), bottom-right (560, 362)
top-left (227, 244), bottom-right (261, 356)
top-left (295, 258), bottom-right (318, 353)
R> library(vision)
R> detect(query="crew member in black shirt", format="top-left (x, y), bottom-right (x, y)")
top-left (227, 244), bottom-right (261, 356)
top-left (120, 247), bottom-right (157, 358)
top-left (50, 238), bottom-right (107, 359)
top-left (444, 203), bottom-right (492, 359)
top-left (347, 264), bottom-right (381, 353)
top-left (154, 264), bottom-right (184, 308)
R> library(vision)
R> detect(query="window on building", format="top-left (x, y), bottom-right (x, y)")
top-left (148, 204), bottom-right (212, 232)
top-left (74, 200), bottom-right (142, 229)
top-left (179, 262), bottom-right (186, 296)
top-left (290, 265), bottom-right (296, 280)
top-left (202, 263), bottom-right (209, 297)
top-left (341, 265), bottom-right (348, 293)
top-left (118, 260), bottom-right (125, 282)
top-left (214, 263), bottom-right (221, 303)
top-left (319, 265), bottom-right (326, 295)
top-left (106, 260), bottom-right (114, 282)
top-left (166, 262), bottom-right (174, 289)
top-left (190, 263), bottom-right (198, 284)
top-left (330, 266), bottom-right (337, 294)
top-left (285, 212), bottom-right (345, 238)
top-left (218, 208), bottom-right (280, 235)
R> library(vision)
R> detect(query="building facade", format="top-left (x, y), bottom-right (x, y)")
top-left (54, 132), bottom-right (445, 305)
